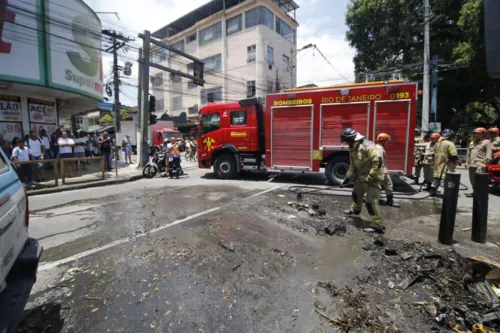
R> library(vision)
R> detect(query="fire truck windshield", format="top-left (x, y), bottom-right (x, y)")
top-left (200, 113), bottom-right (220, 135)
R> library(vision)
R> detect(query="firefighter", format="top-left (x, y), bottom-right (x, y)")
top-left (375, 133), bottom-right (400, 208)
top-left (487, 127), bottom-right (500, 154)
top-left (422, 133), bottom-right (440, 191)
top-left (166, 137), bottom-right (181, 179)
top-left (340, 128), bottom-right (385, 233)
top-left (465, 127), bottom-right (492, 197)
top-left (430, 129), bottom-right (458, 196)
top-left (413, 131), bottom-right (431, 185)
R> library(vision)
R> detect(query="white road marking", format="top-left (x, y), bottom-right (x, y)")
top-left (38, 186), bottom-right (281, 271)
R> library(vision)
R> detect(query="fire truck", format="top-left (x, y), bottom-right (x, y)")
top-left (197, 80), bottom-right (418, 185)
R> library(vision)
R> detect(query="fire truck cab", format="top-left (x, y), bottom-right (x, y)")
top-left (198, 81), bottom-right (417, 184)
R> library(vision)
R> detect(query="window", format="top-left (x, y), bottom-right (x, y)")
top-left (247, 45), bottom-right (256, 63)
top-left (172, 74), bottom-right (182, 83)
top-left (201, 113), bottom-right (220, 135)
top-left (231, 111), bottom-right (247, 125)
top-left (266, 46), bottom-right (274, 64)
top-left (0, 148), bottom-right (7, 174)
top-left (171, 39), bottom-right (184, 52)
top-left (276, 17), bottom-right (296, 44)
top-left (186, 33), bottom-right (197, 43)
top-left (201, 86), bottom-right (222, 104)
top-left (152, 73), bottom-right (163, 87)
top-left (155, 49), bottom-right (169, 62)
top-left (227, 14), bottom-right (242, 35)
top-left (173, 96), bottom-right (182, 110)
top-left (282, 54), bottom-right (290, 71)
top-left (188, 106), bottom-right (198, 115)
top-left (156, 99), bottom-right (164, 112)
top-left (199, 22), bottom-right (222, 46)
top-left (245, 6), bottom-right (273, 30)
top-left (202, 54), bottom-right (222, 72)
top-left (267, 80), bottom-right (274, 93)
top-left (247, 80), bottom-right (256, 97)
top-left (187, 81), bottom-right (197, 89)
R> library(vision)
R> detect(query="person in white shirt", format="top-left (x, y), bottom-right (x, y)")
top-left (11, 138), bottom-right (33, 185)
top-left (40, 129), bottom-right (52, 159)
top-left (74, 131), bottom-right (87, 170)
top-left (27, 131), bottom-right (45, 182)
top-left (58, 131), bottom-right (75, 178)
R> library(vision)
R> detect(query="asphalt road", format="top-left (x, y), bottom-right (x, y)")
top-left (16, 166), bottom-right (500, 332)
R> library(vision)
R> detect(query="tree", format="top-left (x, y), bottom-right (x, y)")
top-left (99, 114), bottom-right (113, 123)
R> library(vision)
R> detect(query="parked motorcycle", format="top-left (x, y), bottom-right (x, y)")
top-left (143, 152), bottom-right (184, 179)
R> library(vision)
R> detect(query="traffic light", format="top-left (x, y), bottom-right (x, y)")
top-left (149, 113), bottom-right (157, 125)
top-left (149, 95), bottom-right (156, 112)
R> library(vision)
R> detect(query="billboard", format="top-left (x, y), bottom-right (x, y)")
top-left (0, 95), bottom-right (22, 122)
top-left (28, 98), bottom-right (56, 124)
top-left (45, 0), bottom-right (103, 100)
top-left (0, 0), bottom-right (45, 85)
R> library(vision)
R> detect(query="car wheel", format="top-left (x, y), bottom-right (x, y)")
top-left (325, 156), bottom-right (350, 185)
top-left (214, 154), bottom-right (237, 179)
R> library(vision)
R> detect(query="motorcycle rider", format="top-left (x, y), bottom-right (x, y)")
top-left (375, 133), bottom-right (399, 208)
top-left (487, 127), bottom-right (500, 154)
top-left (340, 128), bottom-right (385, 233)
top-left (430, 129), bottom-right (458, 196)
top-left (166, 137), bottom-right (181, 179)
top-left (465, 127), bottom-right (492, 197)
top-left (422, 133), bottom-right (440, 191)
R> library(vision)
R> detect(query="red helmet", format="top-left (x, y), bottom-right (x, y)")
top-left (488, 127), bottom-right (500, 134)
top-left (430, 133), bottom-right (440, 140)
top-left (376, 133), bottom-right (391, 143)
top-left (473, 127), bottom-right (487, 134)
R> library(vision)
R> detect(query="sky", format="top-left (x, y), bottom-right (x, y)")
top-left (83, 0), bottom-right (355, 107)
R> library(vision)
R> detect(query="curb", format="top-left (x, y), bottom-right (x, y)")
top-left (27, 174), bottom-right (144, 197)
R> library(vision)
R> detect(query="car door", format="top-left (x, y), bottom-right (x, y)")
top-left (222, 109), bottom-right (252, 151)
top-left (198, 111), bottom-right (222, 161)
top-left (0, 148), bottom-right (28, 292)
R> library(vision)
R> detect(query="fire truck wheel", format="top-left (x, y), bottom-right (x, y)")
top-left (326, 156), bottom-right (350, 185)
top-left (214, 154), bottom-right (237, 179)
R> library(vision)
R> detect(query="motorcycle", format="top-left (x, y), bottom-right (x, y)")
top-left (143, 152), bottom-right (184, 179)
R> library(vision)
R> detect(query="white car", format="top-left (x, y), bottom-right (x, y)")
top-left (0, 147), bottom-right (43, 332)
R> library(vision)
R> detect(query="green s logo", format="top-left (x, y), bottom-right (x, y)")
top-left (67, 15), bottom-right (100, 77)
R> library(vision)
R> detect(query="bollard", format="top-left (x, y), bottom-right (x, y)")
top-left (472, 173), bottom-right (489, 244)
top-left (438, 172), bottom-right (461, 245)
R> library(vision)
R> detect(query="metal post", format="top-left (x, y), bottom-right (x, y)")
top-left (140, 31), bottom-right (151, 167)
top-left (431, 55), bottom-right (438, 123)
top-left (472, 173), bottom-right (489, 243)
top-left (438, 172), bottom-right (461, 245)
top-left (421, 0), bottom-right (430, 131)
top-left (112, 35), bottom-right (119, 177)
top-left (137, 48), bottom-right (142, 167)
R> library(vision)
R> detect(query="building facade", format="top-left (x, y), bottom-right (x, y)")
top-left (151, 0), bottom-right (299, 122)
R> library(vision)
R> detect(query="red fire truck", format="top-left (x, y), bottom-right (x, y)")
top-left (197, 80), bottom-right (417, 185)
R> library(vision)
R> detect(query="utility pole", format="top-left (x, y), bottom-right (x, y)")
top-left (140, 31), bottom-right (150, 167)
top-left (137, 48), bottom-right (143, 167)
top-left (431, 55), bottom-right (438, 125)
top-left (422, 0), bottom-right (431, 132)
top-left (102, 29), bottom-right (134, 175)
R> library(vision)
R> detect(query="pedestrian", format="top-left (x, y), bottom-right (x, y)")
top-left (166, 137), bottom-right (181, 179)
top-left (99, 131), bottom-right (112, 171)
top-left (87, 132), bottom-right (95, 157)
top-left (11, 138), bottom-right (33, 186)
top-left (27, 130), bottom-right (45, 182)
top-left (430, 129), bottom-right (458, 196)
top-left (375, 133), bottom-right (399, 207)
top-left (413, 131), bottom-right (431, 185)
top-left (58, 131), bottom-right (75, 178)
top-left (340, 128), bottom-right (385, 233)
top-left (73, 132), bottom-right (87, 170)
top-left (487, 127), bottom-right (500, 154)
top-left (0, 133), bottom-right (12, 159)
top-left (93, 132), bottom-right (101, 157)
top-left (40, 129), bottom-right (52, 161)
top-left (122, 135), bottom-right (133, 164)
top-left (465, 127), bottom-right (492, 197)
top-left (422, 133), bottom-right (440, 191)
top-left (51, 128), bottom-right (62, 161)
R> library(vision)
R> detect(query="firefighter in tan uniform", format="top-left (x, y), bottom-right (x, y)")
top-left (340, 128), bottom-right (385, 233)
top-left (375, 133), bottom-right (400, 208)
top-left (465, 127), bottom-right (492, 197)
top-left (430, 129), bottom-right (458, 196)
top-left (422, 133), bottom-right (440, 191)
top-left (487, 127), bottom-right (500, 154)
top-left (413, 131), bottom-right (431, 185)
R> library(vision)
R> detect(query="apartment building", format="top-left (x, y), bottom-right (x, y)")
top-left (151, 0), bottom-right (299, 122)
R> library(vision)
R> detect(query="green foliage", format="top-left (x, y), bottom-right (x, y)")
top-left (120, 109), bottom-right (128, 120)
top-left (99, 114), bottom-right (113, 123)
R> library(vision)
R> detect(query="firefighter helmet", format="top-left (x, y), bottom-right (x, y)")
top-left (441, 129), bottom-right (455, 140)
top-left (430, 133), bottom-right (441, 140)
top-left (376, 133), bottom-right (391, 143)
top-left (488, 127), bottom-right (500, 134)
top-left (473, 127), bottom-right (487, 134)
top-left (340, 128), bottom-right (359, 143)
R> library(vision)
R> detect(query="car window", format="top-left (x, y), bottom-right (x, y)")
top-left (0, 149), bottom-right (8, 175)
top-left (230, 110), bottom-right (247, 126)
top-left (201, 113), bottom-right (220, 135)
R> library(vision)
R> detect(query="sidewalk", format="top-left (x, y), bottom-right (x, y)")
top-left (27, 156), bottom-right (198, 196)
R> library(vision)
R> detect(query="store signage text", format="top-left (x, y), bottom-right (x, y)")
top-left (0, 95), bottom-right (22, 121)
top-left (321, 94), bottom-right (382, 103)
top-left (28, 98), bottom-right (56, 124)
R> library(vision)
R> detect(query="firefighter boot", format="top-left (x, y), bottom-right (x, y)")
top-left (344, 209), bottom-right (361, 216)
top-left (385, 194), bottom-right (400, 208)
